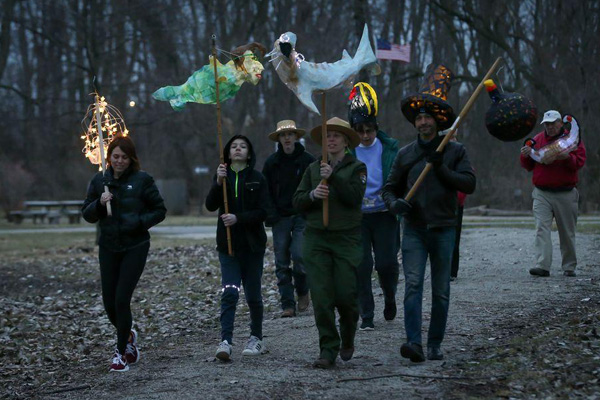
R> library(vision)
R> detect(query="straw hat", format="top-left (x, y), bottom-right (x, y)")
top-left (268, 120), bottom-right (306, 142)
top-left (310, 117), bottom-right (361, 149)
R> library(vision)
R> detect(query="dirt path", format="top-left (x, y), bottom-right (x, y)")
top-left (4, 226), bottom-right (600, 399)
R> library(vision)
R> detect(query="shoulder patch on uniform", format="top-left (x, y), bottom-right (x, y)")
top-left (359, 171), bottom-right (367, 185)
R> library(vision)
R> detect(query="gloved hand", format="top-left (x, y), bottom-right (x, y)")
top-left (391, 198), bottom-right (412, 216)
top-left (426, 151), bottom-right (444, 169)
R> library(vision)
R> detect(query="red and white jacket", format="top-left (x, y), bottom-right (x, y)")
top-left (520, 130), bottom-right (586, 189)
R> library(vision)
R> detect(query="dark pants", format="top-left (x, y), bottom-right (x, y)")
top-left (272, 215), bottom-right (308, 310)
top-left (99, 241), bottom-right (150, 354)
top-left (357, 212), bottom-right (400, 321)
top-left (303, 228), bottom-right (361, 363)
top-left (218, 250), bottom-right (264, 344)
top-left (402, 222), bottom-right (455, 347)
top-left (451, 206), bottom-right (464, 278)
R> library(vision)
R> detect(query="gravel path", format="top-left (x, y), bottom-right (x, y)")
top-left (10, 226), bottom-right (600, 400)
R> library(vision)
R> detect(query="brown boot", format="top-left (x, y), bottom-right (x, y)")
top-left (281, 308), bottom-right (296, 318)
top-left (297, 293), bottom-right (310, 312)
top-left (339, 347), bottom-right (355, 361)
top-left (313, 358), bottom-right (335, 369)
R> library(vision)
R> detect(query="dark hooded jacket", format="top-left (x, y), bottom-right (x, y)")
top-left (82, 166), bottom-right (167, 251)
top-left (205, 135), bottom-right (269, 253)
top-left (262, 142), bottom-right (315, 224)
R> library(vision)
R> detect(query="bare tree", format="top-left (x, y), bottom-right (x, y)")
top-left (0, 0), bottom-right (597, 211)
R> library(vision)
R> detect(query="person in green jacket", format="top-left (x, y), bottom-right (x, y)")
top-left (293, 117), bottom-right (367, 369)
top-left (348, 82), bottom-right (401, 331)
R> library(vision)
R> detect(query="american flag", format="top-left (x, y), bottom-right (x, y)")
top-left (376, 38), bottom-right (410, 63)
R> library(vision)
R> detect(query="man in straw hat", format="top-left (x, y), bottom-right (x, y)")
top-left (382, 64), bottom-right (476, 362)
top-left (293, 117), bottom-right (366, 369)
top-left (347, 82), bottom-right (401, 332)
top-left (263, 120), bottom-right (316, 318)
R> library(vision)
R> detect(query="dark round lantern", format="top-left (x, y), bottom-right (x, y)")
top-left (484, 79), bottom-right (538, 142)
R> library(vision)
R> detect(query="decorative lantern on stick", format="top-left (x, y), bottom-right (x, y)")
top-left (484, 79), bottom-right (538, 142)
top-left (153, 38), bottom-right (266, 255)
top-left (80, 94), bottom-right (130, 216)
top-left (267, 24), bottom-right (380, 226)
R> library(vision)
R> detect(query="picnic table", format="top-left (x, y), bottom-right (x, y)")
top-left (8, 200), bottom-right (84, 224)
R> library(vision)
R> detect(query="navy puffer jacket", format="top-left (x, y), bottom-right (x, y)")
top-left (82, 166), bottom-right (167, 251)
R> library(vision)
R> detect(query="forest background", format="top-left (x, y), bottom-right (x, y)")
top-left (1, 0), bottom-right (598, 214)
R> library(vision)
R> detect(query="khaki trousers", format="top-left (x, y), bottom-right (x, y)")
top-left (532, 187), bottom-right (578, 272)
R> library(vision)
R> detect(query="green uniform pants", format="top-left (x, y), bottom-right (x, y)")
top-left (303, 227), bottom-right (362, 362)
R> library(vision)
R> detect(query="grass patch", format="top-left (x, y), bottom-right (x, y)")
top-left (0, 231), bottom-right (96, 258)
top-left (0, 214), bottom-right (216, 230)
top-left (464, 222), bottom-right (600, 234)
top-left (150, 236), bottom-right (214, 249)
top-left (0, 232), bottom-right (216, 258)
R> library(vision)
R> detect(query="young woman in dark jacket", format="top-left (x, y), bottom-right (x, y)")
top-left (205, 134), bottom-right (270, 361)
top-left (82, 135), bottom-right (166, 372)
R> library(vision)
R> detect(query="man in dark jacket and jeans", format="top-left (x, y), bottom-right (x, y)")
top-left (263, 120), bottom-right (316, 317)
top-left (383, 65), bottom-right (475, 362)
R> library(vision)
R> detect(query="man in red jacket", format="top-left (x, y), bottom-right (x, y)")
top-left (520, 110), bottom-right (586, 277)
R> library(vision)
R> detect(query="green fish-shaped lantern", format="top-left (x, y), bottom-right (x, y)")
top-left (153, 43), bottom-right (266, 110)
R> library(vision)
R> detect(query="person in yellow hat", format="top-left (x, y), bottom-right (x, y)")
top-left (348, 82), bottom-right (401, 331)
top-left (293, 117), bottom-right (366, 369)
top-left (263, 120), bottom-right (315, 318)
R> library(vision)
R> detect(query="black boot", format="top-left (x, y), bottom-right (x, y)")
top-left (400, 342), bottom-right (425, 362)
top-left (427, 345), bottom-right (444, 360)
top-left (379, 272), bottom-right (399, 321)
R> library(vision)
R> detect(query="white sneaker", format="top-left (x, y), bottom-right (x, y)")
top-left (215, 340), bottom-right (232, 361)
top-left (241, 335), bottom-right (266, 356)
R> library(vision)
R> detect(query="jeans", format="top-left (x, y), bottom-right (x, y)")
top-left (272, 215), bottom-right (308, 310)
top-left (451, 206), bottom-right (464, 278)
top-left (357, 212), bottom-right (400, 320)
top-left (218, 250), bottom-right (265, 344)
top-left (402, 222), bottom-right (455, 347)
top-left (99, 241), bottom-right (150, 354)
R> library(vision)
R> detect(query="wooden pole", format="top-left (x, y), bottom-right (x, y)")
top-left (212, 34), bottom-right (233, 255)
top-left (320, 92), bottom-right (329, 227)
top-left (404, 57), bottom-right (503, 201)
top-left (94, 94), bottom-right (112, 216)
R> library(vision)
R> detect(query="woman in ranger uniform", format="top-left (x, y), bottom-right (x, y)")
top-left (293, 117), bottom-right (367, 369)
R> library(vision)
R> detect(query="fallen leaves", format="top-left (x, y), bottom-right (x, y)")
top-left (0, 242), bottom-right (281, 398)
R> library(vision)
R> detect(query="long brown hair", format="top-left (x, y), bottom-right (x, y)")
top-left (107, 135), bottom-right (141, 171)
